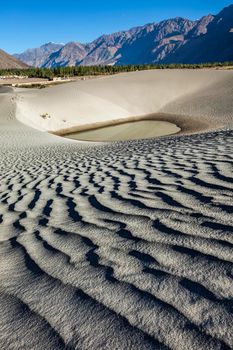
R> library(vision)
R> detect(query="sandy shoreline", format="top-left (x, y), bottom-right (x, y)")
top-left (51, 114), bottom-right (182, 137)
top-left (52, 112), bottom-right (214, 138)
top-left (0, 70), bottom-right (233, 350)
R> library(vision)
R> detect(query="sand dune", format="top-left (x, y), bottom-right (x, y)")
top-left (0, 70), bottom-right (233, 350)
top-left (15, 69), bottom-right (233, 134)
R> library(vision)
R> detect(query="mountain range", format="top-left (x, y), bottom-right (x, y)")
top-left (11, 4), bottom-right (233, 68)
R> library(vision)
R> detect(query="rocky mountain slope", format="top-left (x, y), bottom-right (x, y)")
top-left (14, 4), bottom-right (233, 67)
top-left (162, 5), bottom-right (233, 63)
top-left (0, 49), bottom-right (28, 69)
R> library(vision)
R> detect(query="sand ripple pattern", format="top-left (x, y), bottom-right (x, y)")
top-left (0, 124), bottom-right (233, 349)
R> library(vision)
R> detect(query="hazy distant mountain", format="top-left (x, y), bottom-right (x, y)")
top-left (14, 42), bottom-right (64, 68)
top-left (0, 49), bottom-right (28, 69)
top-left (14, 4), bottom-right (233, 67)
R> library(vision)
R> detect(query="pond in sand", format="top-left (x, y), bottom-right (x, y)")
top-left (64, 120), bottom-right (180, 142)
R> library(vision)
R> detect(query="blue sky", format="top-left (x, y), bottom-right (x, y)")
top-left (1, 0), bottom-right (232, 54)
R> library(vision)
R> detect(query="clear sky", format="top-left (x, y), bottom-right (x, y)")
top-left (1, 0), bottom-right (232, 54)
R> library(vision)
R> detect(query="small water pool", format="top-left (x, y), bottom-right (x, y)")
top-left (64, 120), bottom-right (180, 142)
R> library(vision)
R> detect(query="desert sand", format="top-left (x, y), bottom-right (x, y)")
top-left (0, 70), bottom-right (233, 350)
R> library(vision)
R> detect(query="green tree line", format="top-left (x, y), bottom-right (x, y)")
top-left (0, 62), bottom-right (233, 79)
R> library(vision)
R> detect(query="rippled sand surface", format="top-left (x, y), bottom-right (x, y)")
top-left (0, 70), bottom-right (233, 350)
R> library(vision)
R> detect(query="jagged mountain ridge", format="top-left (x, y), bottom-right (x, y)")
top-left (14, 4), bottom-right (233, 67)
top-left (14, 43), bottom-right (64, 68)
top-left (162, 5), bottom-right (233, 64)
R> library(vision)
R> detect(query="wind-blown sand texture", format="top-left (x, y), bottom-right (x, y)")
top-left (0, 70), bottom-right (233, 350)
